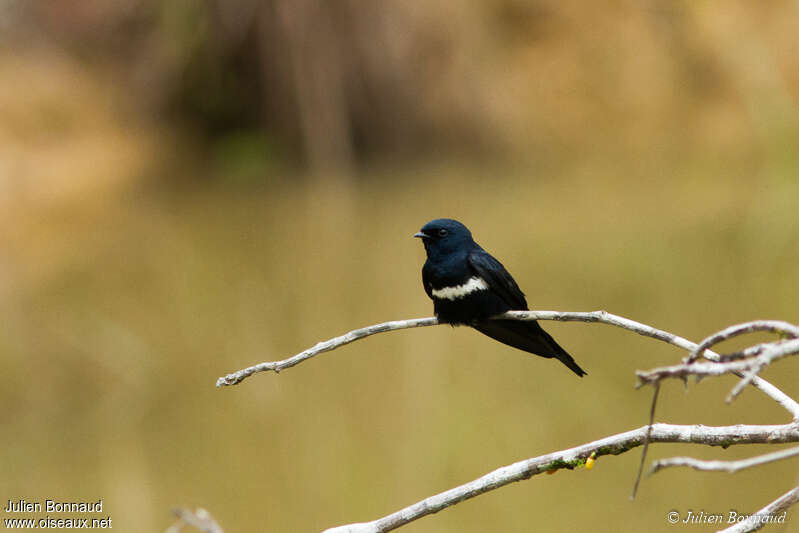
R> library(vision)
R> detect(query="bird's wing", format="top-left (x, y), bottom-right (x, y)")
top-left (467, 249), bottom-right (528, 310)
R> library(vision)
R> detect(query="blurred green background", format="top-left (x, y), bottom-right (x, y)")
top-left (2, 1), bottom-right (799, 532)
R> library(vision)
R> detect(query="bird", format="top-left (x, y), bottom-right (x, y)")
top-left (414, 218), bottom-right (586, 377)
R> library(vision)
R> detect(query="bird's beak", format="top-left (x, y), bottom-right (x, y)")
top-left (413, 231), bottom-right (429, 239)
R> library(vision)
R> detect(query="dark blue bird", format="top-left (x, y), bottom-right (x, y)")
top-left (414, 218), bottom-right (586, 377)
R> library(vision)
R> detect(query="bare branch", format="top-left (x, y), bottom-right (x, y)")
top-left (636, 339), bottom-right (799, 387)
top-left (219, 309), bottom-right (700, 386)
top-left (320, 422), bottom-right (799, 533)
top-left (215, 309), bottom-right (721, 385)
top-left (510, 316), bottom-right (797, 419)
top-left (719, 486), bottom-right (799, 533)
top-left (216, 310), bottom-right (799, 420)
top-left (650, 446), bottom-right (799, 475)
top-left (685, 320), bottom-right (799, 364)
top-left (216, 317), bottom-right (438, 386)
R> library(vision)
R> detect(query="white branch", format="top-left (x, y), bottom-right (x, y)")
top-left (212, 309), bottom-right (713, 385)
top-left (686, 320), bottom-right (799, 364)
top-left (637, 340), bottom-right (799, 382)
top-left (216, 317), bottom-right (438, 386)
top-left (216, 310), bottom-right (799, 420)
top-left (650, 446), bottom-right (799, 475)
top-left (636, 339), bottom-right (799, 410)
top-left (320, 423), bottom-right (799, 533)
top-left (218, 309), bottom-right (693, 386)
top-left (719, 485), bottom-right (799, 533)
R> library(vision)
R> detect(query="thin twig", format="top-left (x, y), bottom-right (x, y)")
top-left (320, 423), bottom-right (799, 533)
top-left (631, 382), bottom-right (660, 500)
top-left (719, 485), bottom-right (799, 533)
top-left (650, 446), bottom-right (799, 475)
top-left (216, 317), bottom-right (438, 386)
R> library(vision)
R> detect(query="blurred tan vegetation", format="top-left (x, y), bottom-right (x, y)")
top-left (2, 1), bottom-right (799, 532)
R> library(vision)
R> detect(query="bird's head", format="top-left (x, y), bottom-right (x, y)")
top-left (414, 218), bottom-right (474, 257)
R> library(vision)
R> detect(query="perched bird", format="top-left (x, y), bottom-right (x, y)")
top-left (414, 218), bottom-right (586, 377)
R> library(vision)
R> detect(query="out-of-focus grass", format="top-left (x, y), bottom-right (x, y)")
top-left (3, 155), bottom-right (799, 531)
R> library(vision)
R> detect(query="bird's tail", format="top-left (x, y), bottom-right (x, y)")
top-left (473, 319), bottom-right (587, 377)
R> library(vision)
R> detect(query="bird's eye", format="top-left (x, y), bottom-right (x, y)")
top-left (438, 228), bottom-right (448, 237)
